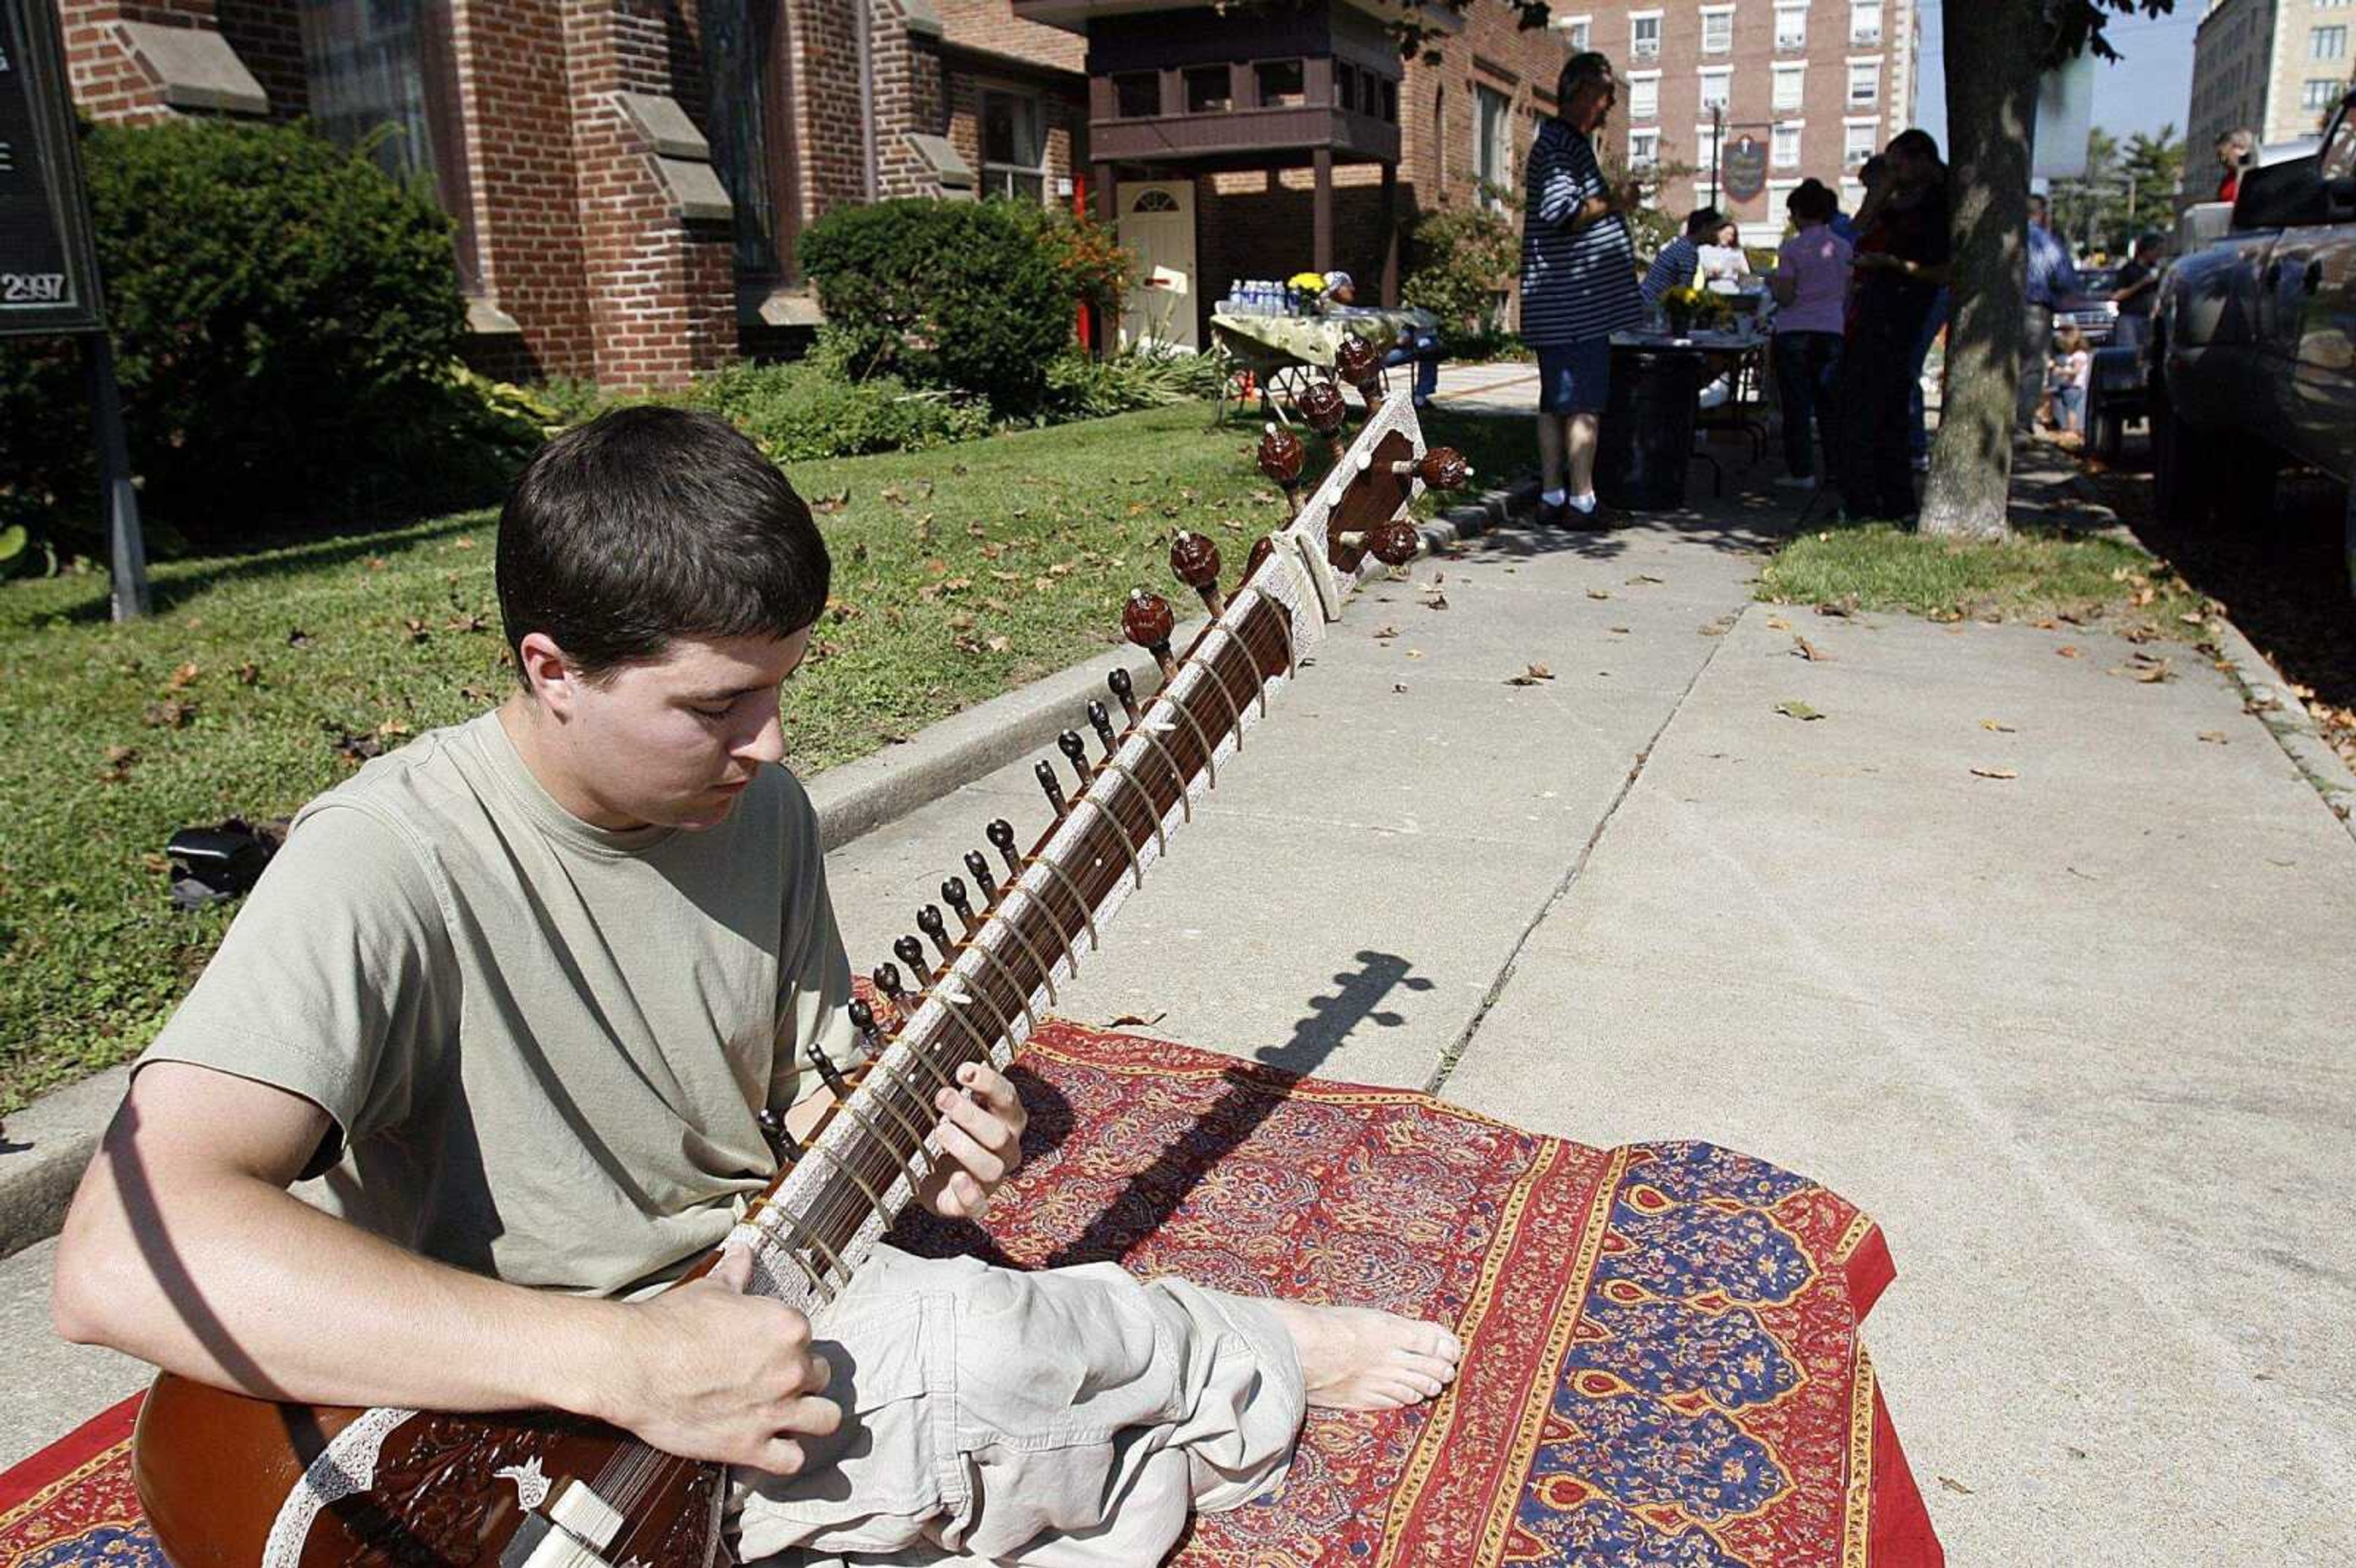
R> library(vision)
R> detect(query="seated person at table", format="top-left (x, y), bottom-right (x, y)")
top-left (50, 407), bottom-right (1464, 1567)
top-left (1642, 207), bottom-right (1724, 308)
top-left (1326, 270), bottom-right (1443, 410)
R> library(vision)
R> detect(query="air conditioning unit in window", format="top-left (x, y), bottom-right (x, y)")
top-left (1852, 26), bottom-right (1882, 44)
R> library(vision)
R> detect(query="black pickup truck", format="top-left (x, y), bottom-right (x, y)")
top-left (2148, 90), bottom-right (2356, 598)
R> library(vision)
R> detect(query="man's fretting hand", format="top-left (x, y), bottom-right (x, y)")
top-left (917, 1061), bottom-right (1026, 1219)
top-left (604, 1245), bottom-right (839, 1475)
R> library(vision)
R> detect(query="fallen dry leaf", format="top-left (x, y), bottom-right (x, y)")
top-left (1938, 1477), bottom-right (1976, 1497)
top-left (450, 536), bottom-right (475, 550)
top-left (142, 699), bottom-right (196, 730)
top-left (1969, 767), bottom-right (2019, 780)
top-left (1392, 682), bottom-right (1409, 693)
top-left (1372, 625), bottom-right (1401, 640)
top-left (1980, 719), bottom-right (2017, 733)
top-left (1793, 636), bottom-right (1832, 662)
top-left (880, 485), bottom-right (907, 505)
top-left (1504, 663), bottom-right (1555, 686)
top-left (166, 661), bottom-right (201, 691)
top-left (1765, 617), bottom-right (1792, 631)
top-left (1586, 588), bottom-right (1612, 601)
top-left (984, 634), bottom-right (1011, 653)
top-left (1106, 1011), bottom-right (1168, 1029)
top-left (402, 617), bottom-right (429, 644)
top-left (1774, 700), bottom-right (1824, 721)
top-left (812, 490), bottom-right (849, 513)
top-left (1609, 625), bottom-right (1630, 634)
top-left (2198, 731), bottom-right (2230, 744)
top-left (235, 662), bottom-right (261, 686)
top-left (1423, 593), bottom-right (1450, 610)
top-left (1626, 573), bottom-right (1665, 585)
top-left (2056, 645), bottom-right (2083, 659)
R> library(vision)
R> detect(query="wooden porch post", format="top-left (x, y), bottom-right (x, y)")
top-left (1380, 162), bottom-right (1399, 306)
top-left (1312, 147), bottom-right (1334, 274)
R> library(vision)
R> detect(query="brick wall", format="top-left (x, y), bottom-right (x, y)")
top-left (942, 58), bottom-right (1085, 200)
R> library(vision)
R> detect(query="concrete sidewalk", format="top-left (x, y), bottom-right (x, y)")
top-left (5, 447), bottom-right (2353, 1564)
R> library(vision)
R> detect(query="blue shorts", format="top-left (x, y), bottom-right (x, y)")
top-left (1536, 339), bottom-right (1613, 415)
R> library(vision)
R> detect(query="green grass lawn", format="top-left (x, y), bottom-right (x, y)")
top-left (1757, 521), bottom-right (2214, 631)
top-left (0, 399), bottom-right (1509, 1112)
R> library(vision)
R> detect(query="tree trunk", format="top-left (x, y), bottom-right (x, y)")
top-left (1917, 0), bottom-right (2046, 540)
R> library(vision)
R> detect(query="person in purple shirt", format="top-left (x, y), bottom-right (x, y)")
top-left (1768, 179), bottom-right (1852, 489)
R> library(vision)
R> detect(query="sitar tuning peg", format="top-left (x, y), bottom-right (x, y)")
top-left (756, 1106), bottom-right (798, 1162)
top-left (988, 817), bottom-right (1022, 878)
top-left (1334, 332), bottom-right (1385, 410)
top-left (893, 934), bottom-right (933, 987)
top-left (872, 961), bottom-right (907, 1013)
top-left (1256, 422), bottom-right (1306, 514)
top-left (848, 997), bottom-right (882, 1058)
top-left (1365, 520), bottom-right (1423, 567)
top-left (1391, 446), bottom-right (1472, 491)
top-left (942, 875), bottom-right (979, 936)
top-left (1123, 590), bottom-right (1179, 683)
top-left (964, 847), bottom-right (999, 904)
top-left (1087, 699), bottom-right (1117, 758)
top-left (804, 1036), bottom-right (849, 1097)
top-left (1295, 377), bottom-right (1350, 461)
top-left (1057, 728), bottom-right (1091, 788)
top-left (1171, 531), bottom-right (1225, 618)
top-left (1035, 758), bottom-right (1069, 819)
top-left (917, 903), bottom-right (955, 965)
top-left (1107, 666), bottom-right (1141, 726)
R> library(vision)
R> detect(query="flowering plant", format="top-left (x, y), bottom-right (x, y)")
top-left (1287, 270), bottom-right (1328, 295)
top-left (1660, 284), bottom-right (1730, 332)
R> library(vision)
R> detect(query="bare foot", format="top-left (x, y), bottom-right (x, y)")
top-left (1263, 1298), bottom-right (1464, 1411)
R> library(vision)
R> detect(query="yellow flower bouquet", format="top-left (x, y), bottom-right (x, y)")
top-left (1660, 283), bottom-right (1730, 334)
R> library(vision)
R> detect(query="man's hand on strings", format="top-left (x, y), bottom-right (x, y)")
top-left (917, 1061), bottom-right (1026, 1219)
top-left (610, 1244), bottom-right (839, 1475)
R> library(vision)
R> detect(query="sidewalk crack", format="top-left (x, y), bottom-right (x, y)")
top-left (1422, 605), bottom-right (1748, 1096)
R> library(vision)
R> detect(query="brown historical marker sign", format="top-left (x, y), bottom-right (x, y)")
top-left (1721, 133), bottom-right (1768, 206)
top-left (1, 0), bottom-right (104, 337)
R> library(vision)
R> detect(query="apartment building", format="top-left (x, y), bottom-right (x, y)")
top-left (1551, 0), bottom-right (1921, 242)
top-left (2189, 0), bottom-right (2354, 174)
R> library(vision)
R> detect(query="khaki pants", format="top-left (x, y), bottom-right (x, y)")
top-left (734, 1245), bottom-right (1306, 1566)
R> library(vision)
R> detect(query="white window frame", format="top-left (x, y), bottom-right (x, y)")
top-left (1850, 0), bottom-right (1884, 46)
top-left (1847, 56), bottom-right (1884, 107)
top-left (1474, 82), bottom-right (1514, 204)
top-left (1772, 120), bottom-right (1804, 168)
top-left (1698, 66), bottom-right (1733, 115)
top-left (1772, 61), bottom-right (1806, 111)
top-left (2312, 24), bottom-right (2348, 60)
top-left (979, 86), bottom-right (1050, 204)
top-left (1553, 12), bottom-right (1593, 50)
top-left (1627, 69), bottom-right (1661, 121)
top-left (1774, 1), bottom-right (1808, 51)
top-left (1842, 114), bottom-right (1879, 169)
top-left (2306, 76), bottom-right (2344, 109)
top-left (1696, 123), bottom-right (1722, 171)
top-left (1701, 4), bottom-right (1736, 55)
top-left (1630, 9), bottom-right (1664, 61)
top-left (1628, 128), bottom-right (1660, 171)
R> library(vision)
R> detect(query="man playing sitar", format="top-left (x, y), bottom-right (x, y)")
top-left (51, 407), bottom-right (1461, 1566)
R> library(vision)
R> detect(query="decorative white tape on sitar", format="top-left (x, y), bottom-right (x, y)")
top-left (262, 1405), bottom-right (418, 1568)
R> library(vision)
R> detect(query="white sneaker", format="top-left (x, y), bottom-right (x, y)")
top-left (1773, 474), bottom-right (1817, 490)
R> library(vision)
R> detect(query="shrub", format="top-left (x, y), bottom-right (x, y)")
top-left (796, 198), bottom-right (1077, 415)
top-left (0, 118), bottom-right (491, 549)
top-left (689, 361), bottom-right (990, 461)
top-left (1042, 344), bottom-right (1226, 421)
top-left (1401, 207), bottom-right (1520, 333)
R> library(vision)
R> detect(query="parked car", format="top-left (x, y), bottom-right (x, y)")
top-left (2148, 91), bottom-right (2356, 597)
top-left (2056, 266), bottom-right (2120, 347)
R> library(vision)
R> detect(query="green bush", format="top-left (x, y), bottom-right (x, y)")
top-left (1401, 206), bottom-right (1520, 333)
top-left (796, 198), bottom-right (1077, 415)
top-left (689, 361), bottom-right (990, 461)
top-left (0, 118), bottom-right (498, 550)
top-left (1042, 343), bottom-right (1226, 421)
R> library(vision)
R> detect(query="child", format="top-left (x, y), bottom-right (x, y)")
top-left (2049, 325), bottom-right (2091, 436)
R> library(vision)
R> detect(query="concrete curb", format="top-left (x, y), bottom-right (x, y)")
top-left (0, 1067), bottom-right (130, 1262)
top-left (0, 485), bottom-right (1514, 1261)
top-left (2052, 459), bottom-right (2356, 845)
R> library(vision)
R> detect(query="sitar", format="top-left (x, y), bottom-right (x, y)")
top-left (130, 347), bottom-right (1472, 1568)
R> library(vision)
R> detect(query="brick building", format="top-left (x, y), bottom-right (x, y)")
top-left (52, 0), bottom-right (1776, 383)
top-left (56, 0), bottom-right (1090, 386)
top-left (2188, 0), bottom-right (2355, 172)
top-left (1552, 0), bottom-right (1921, 243)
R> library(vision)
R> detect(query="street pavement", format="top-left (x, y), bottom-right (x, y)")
top-left (5, 401), bottom-right (2353, 1562)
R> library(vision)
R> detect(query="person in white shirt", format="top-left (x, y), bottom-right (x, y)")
top-left (1696, 217), bottom-right (1752, 294)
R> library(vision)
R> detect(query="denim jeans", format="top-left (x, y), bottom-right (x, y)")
top-left (1771, 331), bottom-right (1842, 480)
top-left (2050, 384), bottom-right (2085, 433)
top-left (1383, 334), bottom-right (1442, 402)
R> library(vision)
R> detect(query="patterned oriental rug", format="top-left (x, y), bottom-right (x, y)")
top-left (1, 1021), bottom-right (1941, 1568)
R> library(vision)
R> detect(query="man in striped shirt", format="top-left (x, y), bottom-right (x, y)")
top-left (1520, 51), bottom-right (1647, 528)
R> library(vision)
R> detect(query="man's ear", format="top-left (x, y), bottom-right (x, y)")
top-left (517, 631), bottom-right (584, 718)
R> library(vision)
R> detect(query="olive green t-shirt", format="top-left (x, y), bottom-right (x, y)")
top-left (137, 709), bottom-right (858, 1297)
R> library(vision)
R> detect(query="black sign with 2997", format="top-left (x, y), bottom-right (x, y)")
top-left (1, 0), bottom-right (103, 336)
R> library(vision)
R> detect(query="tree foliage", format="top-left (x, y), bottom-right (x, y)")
top-left (2049, 123), bottom-right (2183, 255)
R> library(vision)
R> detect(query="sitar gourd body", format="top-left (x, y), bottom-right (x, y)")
top-left (132, 381), bottom-right (1465, 1568)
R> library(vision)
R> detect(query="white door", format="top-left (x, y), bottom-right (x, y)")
top-left (1117, 182), bottom-right (1198, 352)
